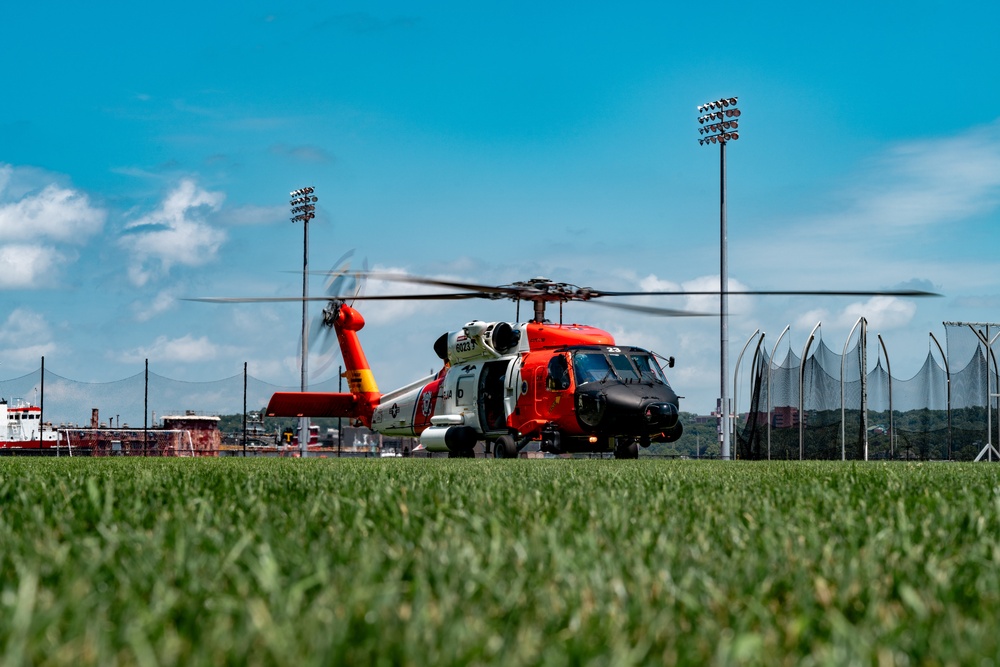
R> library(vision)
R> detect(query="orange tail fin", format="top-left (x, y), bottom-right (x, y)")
top-left (266, 303), bottom-right (381, 427)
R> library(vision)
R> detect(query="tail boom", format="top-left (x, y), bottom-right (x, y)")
top-left (267, 392), bottom-right (363, 420)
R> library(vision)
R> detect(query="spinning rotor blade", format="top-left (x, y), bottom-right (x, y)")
top-left (311, 323), bottom-right (340, 375)
top-left (307, 270), bottom-right (501, 295)
top-left (188, 292), bottom-right (494, 304)
top-left (587, 300), bottom-right (712, 317)
top-left (323, 272), bottom-right (942, 300)
top-left (336, 273), bottom-right (712, 317)
top-left (324, 250), bottom-right (357, 296)
top-left (592, 288), bottom-right (942, 298)
top-left (191, 271), bottom-right (940, 325)
top-left (325, 272), bottom-right (579, 301)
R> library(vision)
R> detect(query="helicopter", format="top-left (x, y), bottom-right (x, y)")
top-left (267, 276), bottom-right (698, 459)
top-left (196, 271), bottom-right (939, 459)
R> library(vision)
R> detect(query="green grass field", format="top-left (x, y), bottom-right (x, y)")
top-left (1, 458), bottom-right (998, 666)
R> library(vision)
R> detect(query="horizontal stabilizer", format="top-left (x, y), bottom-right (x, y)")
top-left (266, 392), bottom-right (359, 418)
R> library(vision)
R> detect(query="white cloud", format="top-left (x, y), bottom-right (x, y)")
top-left (789, 121), bottom-right (1000, 243)
top-left (119, 179), bottom-right (226, 285)
top-left (0, 309), bottom-right (56, 364)
top-left (0, 165), bottom-right (106, 290)
top-left (0, 244), bottom-right (65, 288)
top-left (850, 123), bottom-right (1000, 229)
top-left (120, 334), bottom-right (228, 364)
top-left (793, 307), bottom-right (830, 333)
top-left (835, 296), bottom-right (917, 331)
top-left (0, 183), bottom-right (106, 243)
top-left (0, 308), bottom-right (50, 345)
top-left (132, 290), bottom-right (177, 322)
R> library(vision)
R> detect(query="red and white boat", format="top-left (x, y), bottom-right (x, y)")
top-left (1, 398), bottom-right (59, 449)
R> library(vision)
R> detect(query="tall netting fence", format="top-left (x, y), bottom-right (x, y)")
top-left (0, 365), bottom-right (343, 428)
top-left (736, 323), bottom-right (999, 461)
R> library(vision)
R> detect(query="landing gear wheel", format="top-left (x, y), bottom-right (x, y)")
top-left (613, 439), bottom-right (639, 459)
top-left (493, 434), bottom-right (518, 459)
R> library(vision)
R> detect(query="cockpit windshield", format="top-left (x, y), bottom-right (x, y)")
top-left (608, 352), bottom-right (638, 381)
top-left (571, 351), bottom-right (613, 385)
top-left (571, 348), bottom-right (670, 386)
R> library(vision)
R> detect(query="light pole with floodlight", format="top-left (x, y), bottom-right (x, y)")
top-left (697, 96), bottom-right (741, 460)
top-left (290, 186), bottom-right (317, 456)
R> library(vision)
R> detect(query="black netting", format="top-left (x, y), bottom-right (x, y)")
top-left (0, 365), bottom-right (342, 428)
top-left (735, 323), bottom-right (1000, 461)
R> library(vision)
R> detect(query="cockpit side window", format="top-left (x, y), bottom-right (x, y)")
top-left (631, 353), bottom-right (669, 384)
top-left (546, 354), bottom-right (571, 391)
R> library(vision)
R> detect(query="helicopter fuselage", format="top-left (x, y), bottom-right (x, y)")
top-left (367, 318), bottom-right (682, 457)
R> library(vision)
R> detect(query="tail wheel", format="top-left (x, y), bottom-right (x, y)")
top-left (493, 434), bottom-right (518, 459)
top-left (613, 438), bottom-right (639, 459)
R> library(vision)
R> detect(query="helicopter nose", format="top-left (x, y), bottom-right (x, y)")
top-left (644, 402), bottom-right (679, 429)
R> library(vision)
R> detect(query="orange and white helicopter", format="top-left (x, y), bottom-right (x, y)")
top-left (270, 275), bottom-right (697, 459)
top-left (197, 272), bottom-right (938, 459)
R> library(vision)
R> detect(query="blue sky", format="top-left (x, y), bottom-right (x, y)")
top-left (2, 1), bottom-right (1000, 417)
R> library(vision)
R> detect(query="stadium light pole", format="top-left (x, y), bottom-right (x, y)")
top-left (697, 96), bottom-right (741, 460)
top-left (290, 186), bottom-right (317, 457)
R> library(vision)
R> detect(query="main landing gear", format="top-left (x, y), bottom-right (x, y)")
top-left (493, 434), bottom-right (518, 459)
top-left (613, 438), bottom-right (639, 459)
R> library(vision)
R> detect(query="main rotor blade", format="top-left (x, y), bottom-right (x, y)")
top-left (317, 272), bottom-right (942, 299)
top-left (186, 292), bottom-right (493, 304)
top-left (587, 301), bottom-right (712, 317)
top-left (594, 288), bottom-right (942, 298)
top-left (296, 270), bottom-right (503, 294)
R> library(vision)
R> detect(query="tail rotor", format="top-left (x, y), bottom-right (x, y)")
top-left (300, 251), bottom-right (368, 377)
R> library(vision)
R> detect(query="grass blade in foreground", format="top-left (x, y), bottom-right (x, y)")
top-left (0, 459), bottom-right (997, 665)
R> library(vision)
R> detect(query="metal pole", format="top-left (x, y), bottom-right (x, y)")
top-left (929, 331), bottom-right (951, 460)
top-left (841, 317), bottom-right (865, 461)
top-left (986, 332), bottom-right (1000, 461)
top-left (300, 213), bottom-right (310, 458)
top-left (144, 358), bottom-right (149, 456)
top-left (39, 355), bottom-right (44, 448)
top-left (720, 139), bottom-right (730, 460)
top-left (243, 361), bottom-right (248, 458)
top-left (799, 322), bottom-right (821, 460)
top-left (878, 334), bottom-right (893, 459)
top-left (970, 327), bottom-right (1000, 461)
top-left (733, 329), bottom-right (761, 458)
top-left (861, 325), bottom-right (868, 460)
top-left (970, 325), bottom-right (990, 460)
top-left (338, 364), bottom-right (343, 458)
top-left (968, 324), bottom-right (1000, 461)
top-left (767, 325), bottom-right (790, 460)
